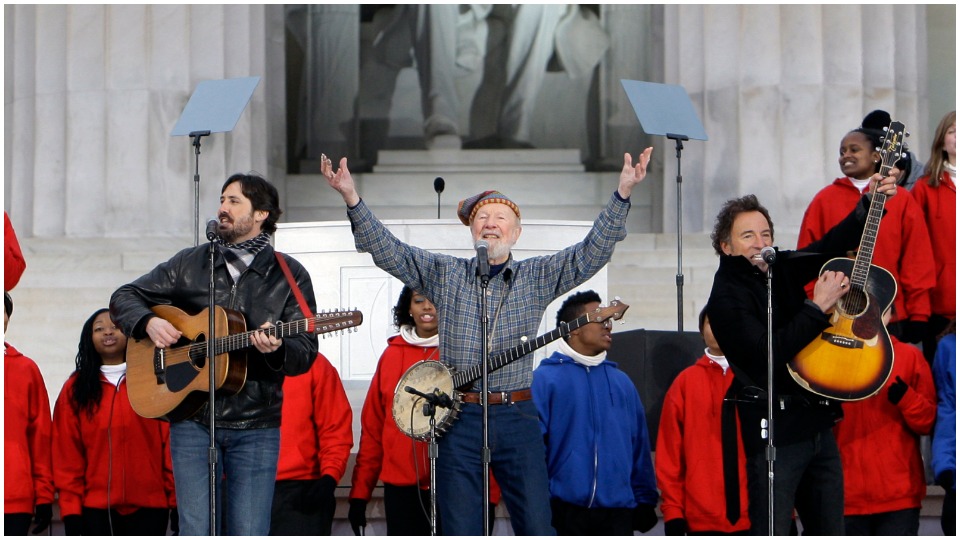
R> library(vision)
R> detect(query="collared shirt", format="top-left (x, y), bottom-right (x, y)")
top-left (347, 191), bottom-right (630, 391)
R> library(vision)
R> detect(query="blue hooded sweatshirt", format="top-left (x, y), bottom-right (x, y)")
top-left (531, 351), bottom-right (658, 509)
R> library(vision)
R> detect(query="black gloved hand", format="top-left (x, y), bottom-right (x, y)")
top-left (31, 503), bottom-right (52, 534)
top-left (348, 498), bottom-right (368, 536)
top-left (936, 469), bottom-right (955, 491)
top-left (63, 515), bottom-right (83, 536)
top-left (664, 517), bottom-right (688, 536)
top-left (169, 507), bottom-right (180, 536)
top-left (632, 503), bottom-right (658, 533)
top-left (900, 320), bottom-right (926, 344)
top-left (887, 375), bottom-right (909, 405)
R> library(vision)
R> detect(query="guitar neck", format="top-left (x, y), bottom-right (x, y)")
top-left (452, 314), bottom-right (591, 389)
top-left (850, 121), bottom-right (905, 289)
top-left (213, 313), bottom-right (355, 355)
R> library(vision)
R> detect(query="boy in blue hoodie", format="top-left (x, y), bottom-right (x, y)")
top-left (532, 290), bottom-right (658, 535)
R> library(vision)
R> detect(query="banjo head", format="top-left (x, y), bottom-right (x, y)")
top-left (392, 360), bottom-right (460, 441)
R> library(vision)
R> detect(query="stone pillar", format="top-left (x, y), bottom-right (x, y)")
top-left (4, 4), bottom-right (286, 239)
top-left (660, 4), bottom-right (926, 235)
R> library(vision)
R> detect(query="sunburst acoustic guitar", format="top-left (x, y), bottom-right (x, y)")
top-left (788, 120), bottom-right (906, 401)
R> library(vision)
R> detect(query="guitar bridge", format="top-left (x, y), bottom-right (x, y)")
top-left (154, 347), bottom-right (166, 385)
top-left (820, 332), bottom-right (864, 350)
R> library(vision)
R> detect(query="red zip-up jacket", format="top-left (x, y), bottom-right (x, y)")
top-left (656, 355), bottom-right (749, 533)
top-left (350, 335), bottom-right (437, 500)
top-left (910, 172), bottom-right (956, 318)
top-left (798, 178), bottom-right (935, 323)
top-left (276, 353), bottom-right (352, 482)
top-left (834, 337), bottom-right (937, 515)
top-left (52, 372), bottom-right (176, 517)
top-left (4, 344), bottom-right (54, 514)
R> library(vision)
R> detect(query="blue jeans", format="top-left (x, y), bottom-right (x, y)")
top-left (436, 399), bottom-right (555, 535)
top-left (169, 421), bottom-right (279, 536)
top-left (745, 426), bottom-right (844, 535)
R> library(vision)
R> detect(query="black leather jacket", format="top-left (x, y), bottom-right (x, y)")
top-left (110, 243), bottom-right (318, 429)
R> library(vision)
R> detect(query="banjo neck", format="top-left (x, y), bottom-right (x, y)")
top-left (450, 298), bottom-right (629, 390)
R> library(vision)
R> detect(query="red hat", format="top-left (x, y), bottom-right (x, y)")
top-left (456, 190), bottom-right (521, 226)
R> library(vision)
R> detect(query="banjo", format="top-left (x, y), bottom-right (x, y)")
top-left (392, 298), bottom-right (629, 440)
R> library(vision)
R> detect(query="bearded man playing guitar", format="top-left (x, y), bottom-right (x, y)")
top-left (110, 173), bottom-right (319, 536)
top-left (706, 164), bottom-right (899, 535)
top-left (321, 147), bottom-right (652, 535)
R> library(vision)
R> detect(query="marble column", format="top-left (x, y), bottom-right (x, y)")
top-left (4, 4), bottom-right (286, 239)
top-left (656, 4), bottom-right (926, 235)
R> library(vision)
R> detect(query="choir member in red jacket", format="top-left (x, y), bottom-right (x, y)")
top-left (656, 307), bottom-right (750, 534)
top-left (834, 306), bottom-right (937, 534)
top-left (911, 110), bottom-right (956, 361)
top-left (270, 352), bottom-right (353, 535)
top-left (797, 124), bottom-right (935, 344)
top-left (53, 308), bottom-right (177, 535)
top-left (4, 292), bottom-right (54, 535)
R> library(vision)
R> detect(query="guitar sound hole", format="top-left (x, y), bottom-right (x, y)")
top-left (188, 334), bottom-right (206, 368)
top-left (838, 289), bottom-right (868, 317)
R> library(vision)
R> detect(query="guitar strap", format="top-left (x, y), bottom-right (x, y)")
top-left (274, 252), bottom-right (315, 331)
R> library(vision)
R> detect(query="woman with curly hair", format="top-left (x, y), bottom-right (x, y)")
top-left (52, 308), bottom-right (177, 535)
top-left (347, 286), bottom-right (501, 535)
top-left (348, 286), bottom-right (441, 535)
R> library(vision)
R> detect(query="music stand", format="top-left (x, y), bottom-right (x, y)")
top-left (170, 75), bottom-right (259, 536)
top-left (620, 80), bottom-right (707, 331)
top-left (171, 76), bottom-right (261, 246)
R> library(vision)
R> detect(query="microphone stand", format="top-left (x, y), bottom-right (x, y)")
top-left (206, 234), bottom-right (218, 536)
top-left (478, 268), bottom-right (491, 536)
top-left (427, 402), bottom-right (440, 536)
top-left (765, 266), bottom-right (775, 536)
top-left (190, 130), bottom-right (211, 247)
top-left (667, 133), bottom-right (688, 331)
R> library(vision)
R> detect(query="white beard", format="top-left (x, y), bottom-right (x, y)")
top-left (487, 238), bottom-right (516, 263)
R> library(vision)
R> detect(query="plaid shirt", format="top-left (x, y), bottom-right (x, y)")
top-left (347, 191), bottom-right (630, 391)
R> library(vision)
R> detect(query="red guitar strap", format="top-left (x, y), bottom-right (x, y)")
top-left (274, 252), bottom-right (315, 331)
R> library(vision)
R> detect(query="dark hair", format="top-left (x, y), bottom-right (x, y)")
top-left (72, 308), bottom-right (111, 418)
top-left (710, 194), bottom-right (775, 256)
top-left (4, 291), bottom-right (12, 318)
top-left (392, 286), bottom-right (416, 331)
top-left (698, 305), bottom-right (709, 335)
top-left (924, 110), bottom-right (956, 188)
top-left (222, 173), bottom-right (283, 234)
top-left (556, 290), bottom-right (602, 341)
top-left (846, 128), bottom-right (883, 175)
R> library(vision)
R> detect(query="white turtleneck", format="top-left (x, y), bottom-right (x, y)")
top-left (945, 161), bottom-right (956, 183)
top-left (558, 338), bottom-right (606, 367)
top-left (705, 348), bottom-right (729, 374)
top-left (100, 362), bottom-right (127, 387)
top-left (848, 176), bottom-right (872, 192)
top-left (399, 325), bottom-right (439, 348)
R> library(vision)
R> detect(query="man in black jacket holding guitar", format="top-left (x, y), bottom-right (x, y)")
top-left (706, 169), bottom-right (898, 535)
top-left (110, 173), bottom-right (319, 536)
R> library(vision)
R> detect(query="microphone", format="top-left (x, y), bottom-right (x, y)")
top-left (434, 177), bottom-right (445, 194)
top-left (205, 218), bottom-right (220, 241)
top-left (404, 386), bottom-right (454, 408)
top-left (475, 240), bottom-right (490, 280)
top-left (760, 246), bottom-right (777, 265)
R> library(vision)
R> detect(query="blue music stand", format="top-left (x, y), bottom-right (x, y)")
top-left (172, 76), bottom-right (261, 246)
top-left (621, 80), bottom-right (707, 331)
